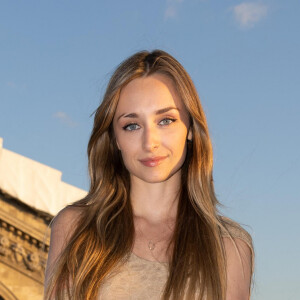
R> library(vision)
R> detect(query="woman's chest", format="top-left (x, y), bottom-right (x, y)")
top-left (97, 254), bottom-right (169, 300)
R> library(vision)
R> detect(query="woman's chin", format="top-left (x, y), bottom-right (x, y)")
top-left (130, 169), bottom-right (182, 184)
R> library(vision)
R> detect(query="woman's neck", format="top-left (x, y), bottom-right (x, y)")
top-left (130, 172), bottom-right (181, 224)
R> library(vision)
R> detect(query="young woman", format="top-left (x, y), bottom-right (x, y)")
top-left (44, 50), bottom-right (254, 300)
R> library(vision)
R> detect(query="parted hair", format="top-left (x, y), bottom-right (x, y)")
top-left (45, 49), bottom-right (251, 300)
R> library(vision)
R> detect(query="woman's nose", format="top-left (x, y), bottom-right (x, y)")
top-left (142, 126), bottom-right (160, 152)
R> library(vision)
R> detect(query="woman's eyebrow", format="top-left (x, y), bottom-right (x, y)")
top-left (117, 106), bottom-right (179, 121)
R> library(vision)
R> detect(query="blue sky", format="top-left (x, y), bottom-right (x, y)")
top-left (1, 1), bottom-right (299, 299)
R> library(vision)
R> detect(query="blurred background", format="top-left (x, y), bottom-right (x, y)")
top-left (1, 1), bottom-right (299, 299)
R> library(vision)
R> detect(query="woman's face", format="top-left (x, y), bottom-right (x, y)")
top-left (113, 73), bottom-right (192, 184)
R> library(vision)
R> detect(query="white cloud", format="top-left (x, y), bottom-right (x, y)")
top-left (164, 0), bottom-right (184, 20)
top-left (233, 2), bottom-right (268, 28)
top-left (6, 81), bottom-right (27, 89)
top-left (6, 81), bottom-right (17, 88)
top-left (167, 0), bottom-right (184, 3)
top-left (53, 111), bottom-right (77, 128)
top-left (165, 6), bottom-right (177, 19)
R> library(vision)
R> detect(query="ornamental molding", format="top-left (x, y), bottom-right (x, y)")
top-left (0, 209), bottom-right (50, 284)
top-left (0, 209), bottom-right (50, 245)
top-left (0, 282), bottom-right (18, 300)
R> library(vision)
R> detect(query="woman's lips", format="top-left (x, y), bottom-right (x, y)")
top-left (139, 156), bottom-right (167, 167)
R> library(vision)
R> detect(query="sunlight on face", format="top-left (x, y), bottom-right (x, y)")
top-left (113, 73), bottom-right (191, 184)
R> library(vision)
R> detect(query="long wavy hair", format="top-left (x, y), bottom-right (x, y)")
top-left (45, 49), bottom-right (251, 300)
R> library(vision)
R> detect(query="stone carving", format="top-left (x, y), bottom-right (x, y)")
top-left (11, 243), bottom-right (26, 263)
top-left (0, 191), bottom-right (51, 297)
top-left (0, 236), bottom-right (10, 256)
top-left (0, 217), bottom-right (49, 281)
top-left (25, 252), bottom-right (41, 271)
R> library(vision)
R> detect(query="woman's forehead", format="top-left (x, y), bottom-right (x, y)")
top-left (116, 74), bottom-right (185, 113)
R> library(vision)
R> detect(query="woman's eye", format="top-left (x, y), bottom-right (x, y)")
top-left (122, 118), bottom-right (176, 131)
top-left (159, 118), bottom-right (176, 126)
top-left (122, 123), bottom-right (140, 131)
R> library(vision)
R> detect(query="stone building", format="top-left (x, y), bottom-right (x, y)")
top-left (0, 138), bottom-right (87, 300)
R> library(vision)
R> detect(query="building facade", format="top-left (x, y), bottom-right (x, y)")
top-left (0, 191), bottom-right (51, 300)
top-left (0, 138), bottom-right (87, 299)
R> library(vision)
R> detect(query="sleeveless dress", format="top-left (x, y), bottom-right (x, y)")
top-left (97, 217), bottom-right (254, 300)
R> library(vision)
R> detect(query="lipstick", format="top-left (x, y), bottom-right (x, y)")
top-left (139, 156), bottom-right (167, 167)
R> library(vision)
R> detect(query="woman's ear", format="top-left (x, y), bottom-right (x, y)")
top-left (116, 139), bottom-right (121, 150)
top-left (187, 127), bottom-right (193, 141)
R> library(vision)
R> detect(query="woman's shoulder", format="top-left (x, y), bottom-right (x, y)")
top-left (53, 205), bottom-right (83, 222)
top-left (219, 216), bottom-right (255, 297)
top-left (219, 215), bottom-right (253, 250)
top-left (51, 205), bottom-right (83, 228)
top-left (45, 206), bottom-right (84, 291)
top-left (50, 205), bottom-right (84, 243)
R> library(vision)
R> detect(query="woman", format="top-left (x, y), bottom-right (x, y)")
top-left (44, 50), bottom-right (254, 300)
